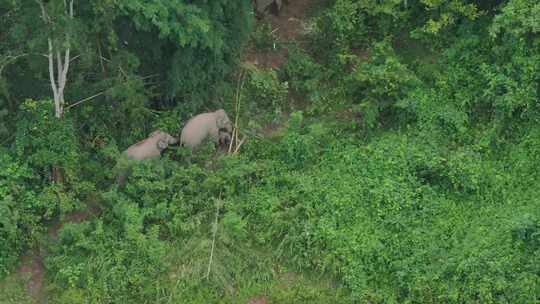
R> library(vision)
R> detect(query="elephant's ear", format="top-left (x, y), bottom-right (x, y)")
top-left (216, 116), bottom-right (225, 128)
top-left (157, 139), bottom-right (168, 150)
top-left (216, 110), bottom-right (230, 129)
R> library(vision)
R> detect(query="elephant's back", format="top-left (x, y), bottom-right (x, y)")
top-left (180, 113), bottom-right (216, 147)
top-left (125, 140), bottom-right (160, 160)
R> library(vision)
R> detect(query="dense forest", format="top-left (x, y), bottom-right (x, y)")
top-left (1, 0), bottom-right (539, 303)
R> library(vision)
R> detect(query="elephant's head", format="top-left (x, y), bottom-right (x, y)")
top-left (215, 109), bottom-right (233, 134)
top-left (218, 131), bottom-right (231, 146)
top-left (149, 130), bottom-right (178, 151)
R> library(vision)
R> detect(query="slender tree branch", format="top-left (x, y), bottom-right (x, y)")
top-left (233, 136), bottom-right (246, 155)
top-left (57, 49), bottom-right (63, 86)
top-left (69, 54), bottom-right (81, 63)
top-left (58, 0), bottom-right (74, 113)
top-left (141, 74), bottom-right (160, 79)
top-left (60, 47), bottom-right (70, 93)
top-left (66, 90), bottom-right (107, 109)
top-left (1, 134), bottom-right (15, 147)
top-left (97, 35), bottom-right (106, 74)
top-left (47, 38), bottom-right (59, 108)
top-left (205, 197), bottom-right (222, 280)
top-left (0, 54), bottom-right (27, 75)
top-left (37, 0), bottom-right (48, 23)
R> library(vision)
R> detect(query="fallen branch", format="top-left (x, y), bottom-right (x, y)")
top-left (233, 136), bottom-right (246, 155)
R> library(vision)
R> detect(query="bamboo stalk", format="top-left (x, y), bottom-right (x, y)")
top-left (205, 197), bottom-right (222, 280)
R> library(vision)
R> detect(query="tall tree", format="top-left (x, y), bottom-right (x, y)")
top-left (37, 0), bottom-right (75, 118)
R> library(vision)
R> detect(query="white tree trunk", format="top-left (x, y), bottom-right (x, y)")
top-left (38, 0), bottom-right (74, 119)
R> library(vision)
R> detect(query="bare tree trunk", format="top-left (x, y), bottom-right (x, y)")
top-left (37, 0), bottom-right (74, 119)
top-left (37, 0), bottom-right (74, 182)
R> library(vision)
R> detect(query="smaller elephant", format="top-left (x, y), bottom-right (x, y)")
top-left (180, 109), bottom-right (233, 149)
top-left (216, 130), bottom-right (232, 153)
top-left (218, 131), bottom-right (231, 147)
top-left (115, 130), bottom-right (178, 185)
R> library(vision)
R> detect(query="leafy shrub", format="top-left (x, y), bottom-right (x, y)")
top-left (228, 118), bottom-right (538, 303)
top-left (0, 100), bottom-right (83, 276)
top-left (275, 111), bottom-right (333, 170)
top-left (313, 0), bottom-right (383, 54)
top-left (0, 155), bottom-right (80, 276)
top-left (251, 22), bottom-right (279, 50)
top-left (46, 219), bottom-right (169, 303)
top-left (15, 99), bottom-right (80, 182)
top-left (344, 41), bottom-right (420, 130)
top-left (281, 48), bottom-right (323, 102)
top-left (490, 0), bottom-right (540, 39)
top-left (398, 29), bottom-right (540, 143)
top-left (0, 151), bottom-right (37, 276)
top-left (45, 152), bottom-right (281, 301)
top-left (244, 66), bottom-right (289, 121)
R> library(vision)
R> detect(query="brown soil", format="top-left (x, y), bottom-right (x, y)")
top-left (16, 249), bottom-right (46, 304)
top-left (243, 48), bottom-right (289, 70)
top-left (243, 0), bottom-right (317, 70)
top-left (247, 295), bottom-right (270, 304)
top-left (266, 0), bottom-right (316, 41)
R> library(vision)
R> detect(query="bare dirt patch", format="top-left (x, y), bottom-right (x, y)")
top-left (247, 295), bottom-right (269, 304)
top-left (266, 0), bottom-right (316, 42)
top-left (16, 249), bottom-right (45, 304)
top-left (242, 0), bottom-right (318, 70)
top-left (243, 48), bottom-right (289, 70)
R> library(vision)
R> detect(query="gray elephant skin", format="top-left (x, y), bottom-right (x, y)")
top-left (180, 109), bottom-right (233, 149)
top-left (115, 130), bottom-right (178, 185)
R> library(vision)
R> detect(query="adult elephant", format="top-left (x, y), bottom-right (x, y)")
top-left (115, 130), bottom-right (178, 185)
top-left (180, 109), bottom-right (233, 149)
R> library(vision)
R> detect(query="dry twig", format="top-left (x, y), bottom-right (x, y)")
top-left (205, 196), bottom-right (222, 280)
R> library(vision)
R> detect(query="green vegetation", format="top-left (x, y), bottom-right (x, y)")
top-left (1, 0), bottom-right (540, 303)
